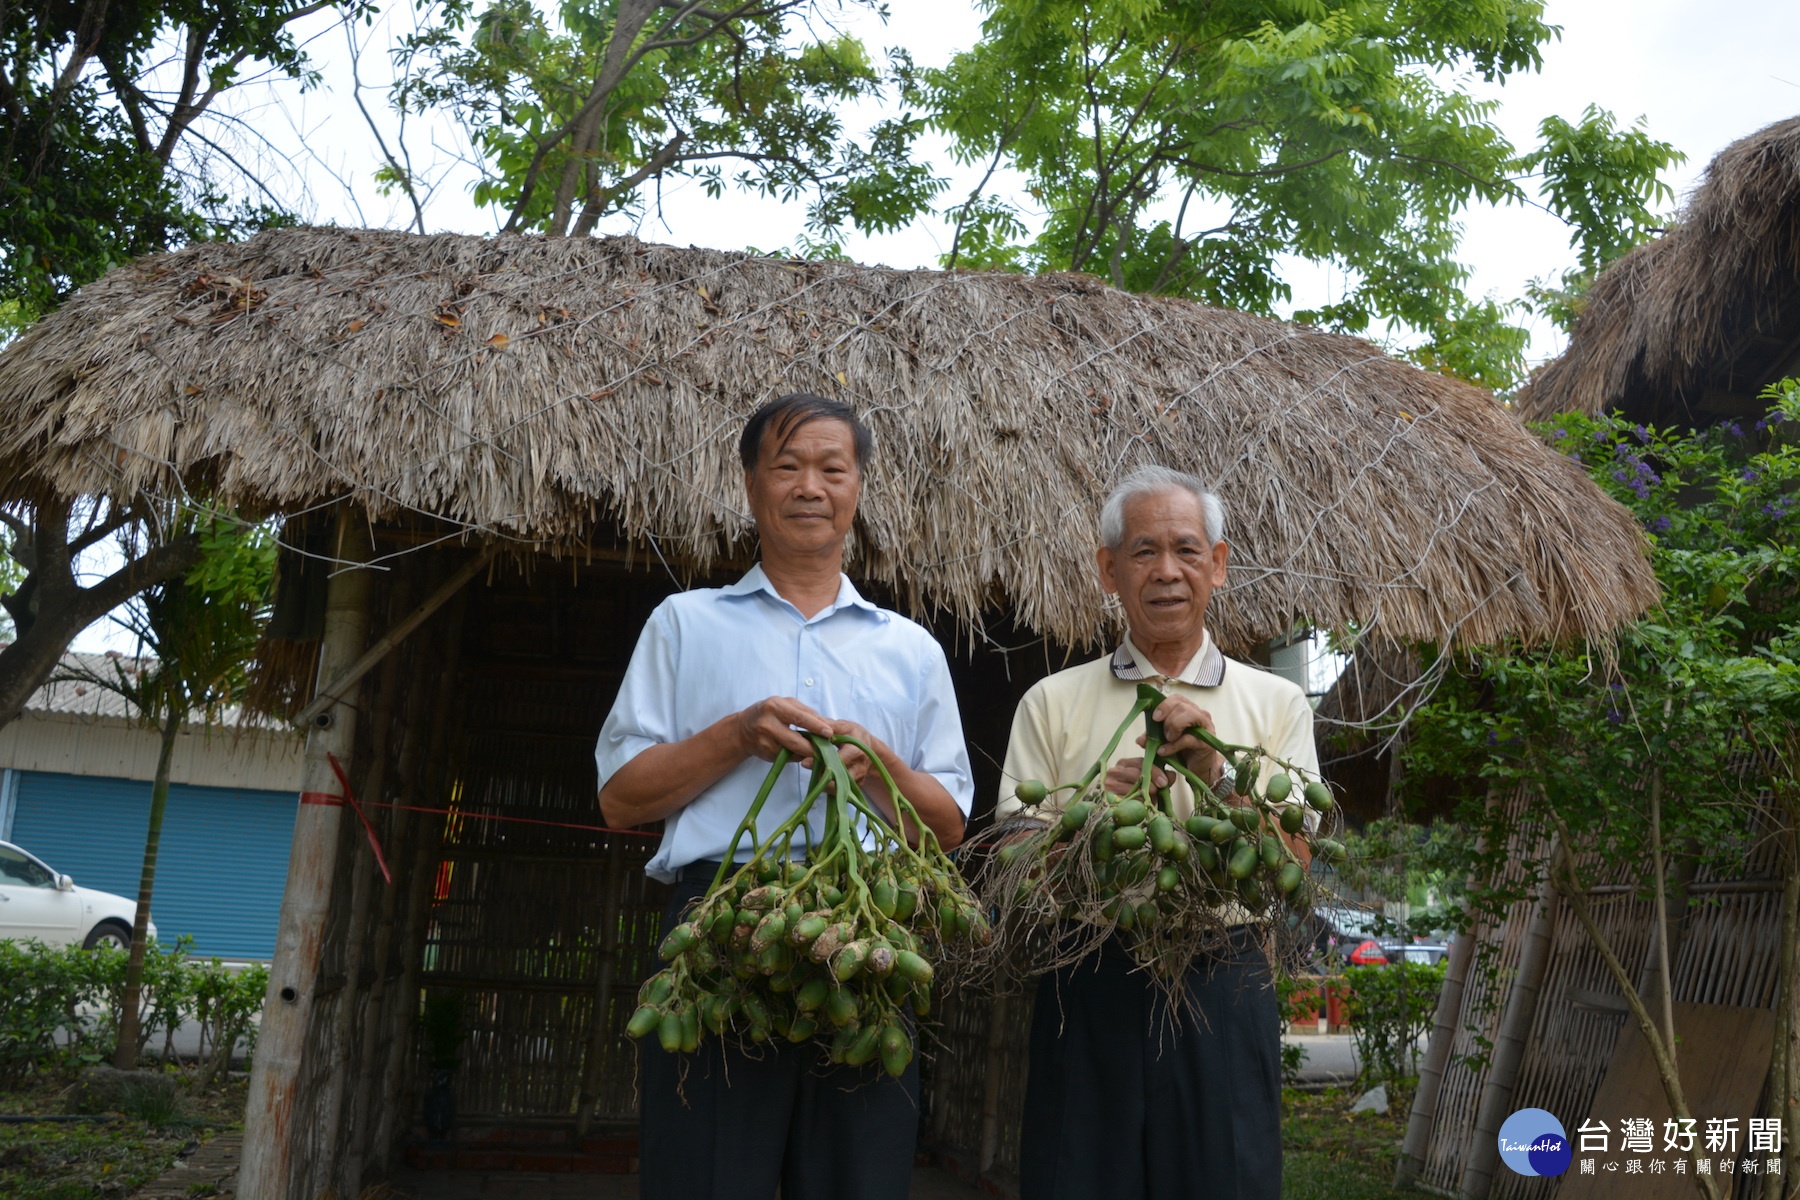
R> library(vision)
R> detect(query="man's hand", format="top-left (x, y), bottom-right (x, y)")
top-left (826, 719), bottom-right (884, 786)
top-left (1103, 756), bottom-right (1171, 797)
top-left (821, 718), bottom-right (966, 851)
top-left (601, 696), bottom-right (826, 829)
top-left (734, 696), bottom-right (834, 763)
top-left (1138, 694), bottom-right (1225, 788)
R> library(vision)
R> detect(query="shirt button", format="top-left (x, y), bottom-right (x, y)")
top-left (804, 677), bottom-right (815, 687)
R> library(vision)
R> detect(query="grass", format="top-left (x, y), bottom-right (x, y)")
top-left (0, 1075), bottom-right (245, 1200)
top-left (1283, 1083), bottom-right (1421, 1200)
top-left (1, 1072), bottom-right (1410, 1199)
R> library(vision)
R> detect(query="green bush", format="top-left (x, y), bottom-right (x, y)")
top-left (1340, 961), bottom-right (1445, 1088)
top-left (190, 958), bottom-right (268, 1084)
top-left (0, 940), bottom-right (113, 1084)
top-left (0, 938), bottom-right (267, 1083)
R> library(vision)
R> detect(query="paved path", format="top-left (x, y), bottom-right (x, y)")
top-left (1285, 1031), bottom-right (1362, 1086)
top-left (132, 1131), bottom-right (241, 1199)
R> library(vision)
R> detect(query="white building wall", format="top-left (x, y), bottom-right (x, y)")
top-left (0, 711), bottom-right (303, 792)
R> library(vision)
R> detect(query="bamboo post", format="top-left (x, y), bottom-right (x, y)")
top-left (978, 991), bottom-right (1011, 1173)
top-left (575, 833), bottom-right (630, 1136)
top-left (1396, 787), bottom-right (1500, 1189)
top-left (346, 614), bottom-right (436, 1180)
top-left (370, 593), bottom-right (467, 1168)
top-left (929, 991), bottom-right (958, 1147)
top-left (1395, 904), bottom-right (1479, 1188)
top-left (241, 510), bottom-right (375, 1200)
top-left (324, 570), bottom-right (410, 1199)
top-left (1459, 840), bottom-right (1561, 1200)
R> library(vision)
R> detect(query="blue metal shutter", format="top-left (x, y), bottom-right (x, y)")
top-left (10, 771), bottom-right (296, 960)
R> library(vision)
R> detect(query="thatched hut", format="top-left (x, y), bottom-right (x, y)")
top-left (1520, 115), bottom-right (1800, 425)
top-left (1393, 119), bottom-right (1800, 1200)
top-left (0, 227), bottom-right (1656, 1200)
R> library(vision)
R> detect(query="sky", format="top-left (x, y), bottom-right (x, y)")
top-left (70, 0), bottom-right (1800, 654)
top-left (237, 0), bottom-right (1800, 369)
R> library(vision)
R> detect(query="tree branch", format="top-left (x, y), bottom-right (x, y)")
top-left (1549, 815), bottom-right (1720, 1200)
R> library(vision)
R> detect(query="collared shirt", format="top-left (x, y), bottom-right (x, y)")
top-left (995, 630), bottom-right (1319, 824)
top-left (1109, 630), bottom-right (1226, 687)
top-left (597, 564), bottom-right (974, 883)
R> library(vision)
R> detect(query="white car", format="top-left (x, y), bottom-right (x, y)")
top-left (0, 839), bottom-right (155, 950)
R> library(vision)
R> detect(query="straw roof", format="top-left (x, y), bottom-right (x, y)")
top-left (1520, 116), bottom-right (1800, 424)
top-left (0, 228), bottom-right (1655, 650)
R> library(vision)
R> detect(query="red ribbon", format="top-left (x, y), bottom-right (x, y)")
top-left (298, 752), bottom-right (393, 884)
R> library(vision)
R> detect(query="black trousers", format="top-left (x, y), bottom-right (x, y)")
top-left (638, 876), bottom-right (922, 1200)
top-left (1019, 929), bottom-right (1282, 1200)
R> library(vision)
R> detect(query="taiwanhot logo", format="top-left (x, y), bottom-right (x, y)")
top-left (1497, 1108), bottom-right (1573, 1177)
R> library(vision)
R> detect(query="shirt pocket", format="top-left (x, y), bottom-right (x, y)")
top-left (849, 674), bottom-right (917, 759)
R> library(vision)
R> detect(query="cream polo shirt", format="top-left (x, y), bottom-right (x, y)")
top-left (996, 631), bottom-right (1320, 821)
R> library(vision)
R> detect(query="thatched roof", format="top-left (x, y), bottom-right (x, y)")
top-left (1520, 116), bottom-right (1800, 424)
top-left (0, 228), bottom-right (1654, 650)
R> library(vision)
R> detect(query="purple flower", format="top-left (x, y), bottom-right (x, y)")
top-left (1630, 481), bottom-right (1651, 499)
top-left (1592, 429), bottom-right (1609, 442)
top-left (1757, 419), bottom-right (1769, 432)
top-left (1723, 420), bottom-right (1744, 438)
top-left (1646, 516), bottom-right (1672, 533)
top-left (1633, 424), bottom-right (1650, 442)
top-left (1612, 469), bottom-right (1630, 483)
top-left (1742, 469), bottom-right (1761, 483)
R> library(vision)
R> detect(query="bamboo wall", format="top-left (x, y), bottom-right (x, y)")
top-left (927, 980), bottom-right (1036, 1188)
top-left (1416, 789), bottom-right (1785, 1200)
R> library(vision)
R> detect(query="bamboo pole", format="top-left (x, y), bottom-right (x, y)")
top-left (346, 611), bottom-right (436, 1180)
top-left (292, 546), bottom-right (494, 729)
top-left (1395, 923), bottom-right (1476, 1188)
top-left (1459, 838), bottom-right (1560, 1200)
top-left (324, 569), bottom-right (410, 1198)
top-left (241, 510), bottom-right (374, 1200)
top-left (370, 592), bottom-right (467, 1168)
top-left (1397, 788), bottom-right (1505, 1188)
top-left (978, 991), bottom-right (1011, 1173)
top-left (575, 833), bottom-right (629, 1136)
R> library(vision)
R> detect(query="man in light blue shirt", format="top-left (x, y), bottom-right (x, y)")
top-left (596, 392), bottom-right (973, 1200)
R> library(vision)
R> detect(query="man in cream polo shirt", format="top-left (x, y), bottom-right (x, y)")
top-left (998, 464), bottom-right (1317, 1200)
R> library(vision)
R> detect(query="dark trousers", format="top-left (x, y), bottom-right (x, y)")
top-left (1019, 929), bottom-right (1282, 1200)
top-left (638, 877), bottom-right (922, 1200)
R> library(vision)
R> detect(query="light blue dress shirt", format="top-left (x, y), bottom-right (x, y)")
top-left (596, 565), bottom-right (975, 883)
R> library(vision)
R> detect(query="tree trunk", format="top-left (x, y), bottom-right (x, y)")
top-left (0, 500), bottom-right (201, 732)
top-left (113, 710), bottom-right (181, 1069)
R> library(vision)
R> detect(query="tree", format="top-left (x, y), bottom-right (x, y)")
top-left (0, 0), bottom-right (362, 324)
top-left (0, 497), bottom-right (205, 730)
top-left (916, 0), bottom-right (1682, 392)
top-left (0, 0), bottom-right (362, 721)
top-left (62, 514), bottom-right (276, 1071)
top-left (399, 0), bottom-right (942, 239)
top-left (1403, 387), bottom-right (1800, 1197)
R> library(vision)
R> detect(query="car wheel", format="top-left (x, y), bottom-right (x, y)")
top-left (84, 921), bottom-right (131, 952)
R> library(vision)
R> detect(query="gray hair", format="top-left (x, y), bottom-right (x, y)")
top-left (1099, 465), bottom-right (1225, 549)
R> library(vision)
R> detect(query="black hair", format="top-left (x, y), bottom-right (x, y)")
top-left (738, 393), bottom-right (872, 473)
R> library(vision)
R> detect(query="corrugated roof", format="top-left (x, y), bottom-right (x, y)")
top-left (14, 648), bottom-right (270, 727)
